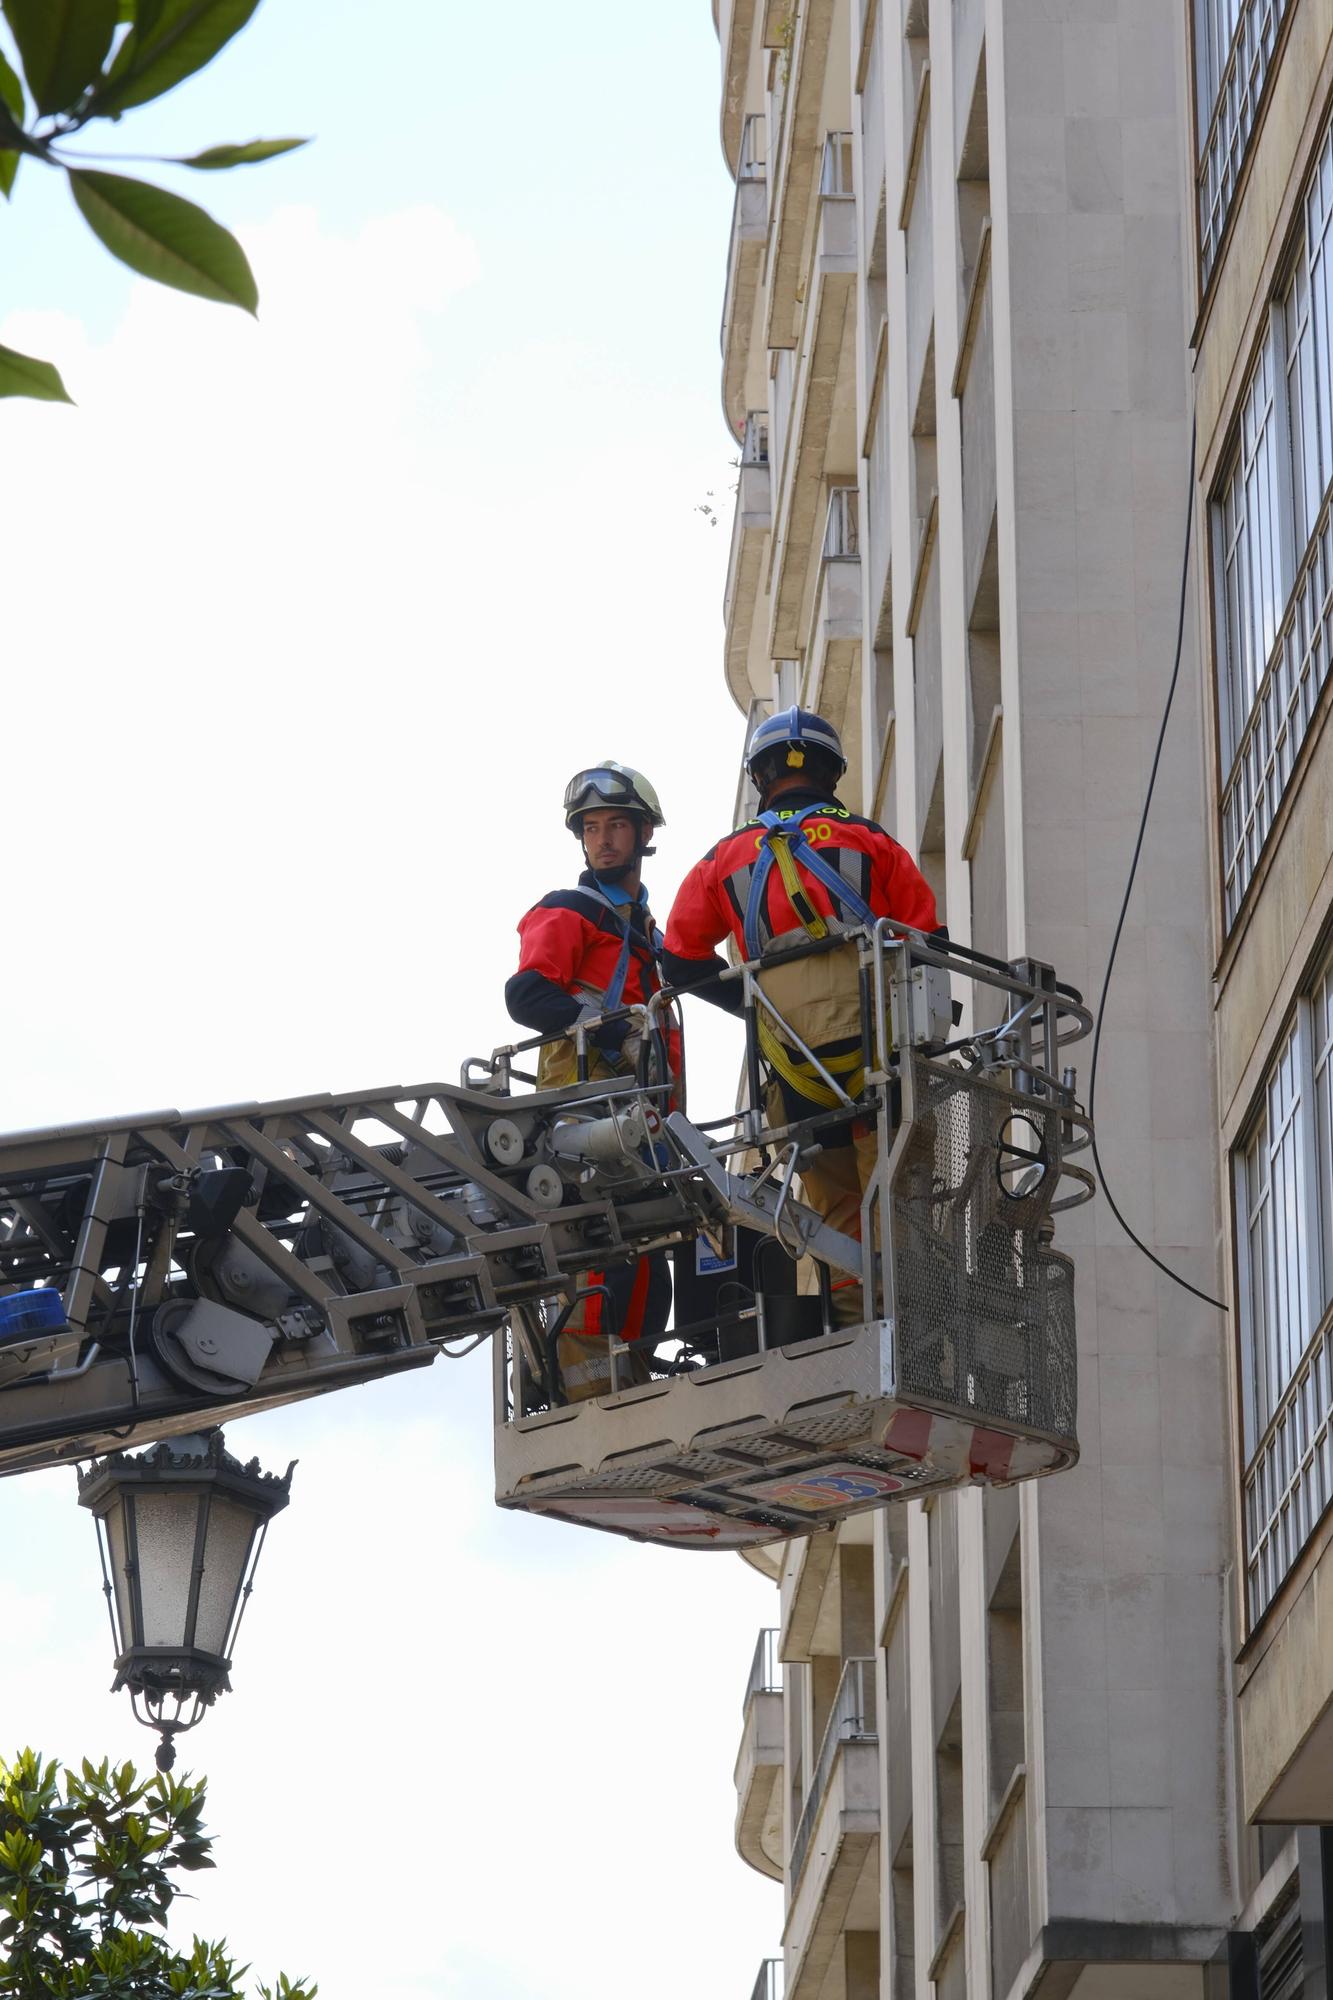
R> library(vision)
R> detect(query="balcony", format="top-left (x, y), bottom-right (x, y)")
top-left (750, 1960), bottom-right (784, 2000)
top-left (783, 1658), bottom-right (880, 2000)
top-left (956, 223), bottom-right (995, 621)
top-left (725, 412), bottom-right (773, 712)
top-left (718, 0), bottom-right (762, 176)
top-left (766, 0), bottom-right (840, 351)
top-left (768, 148), bottom-right (857, 659)
top-left (777, 1526), bottom-right (839, 1664)
top-left (985, 1769), bottom-right (1030, 2000)
top-left (735, 1627), bottom-right (784, 1881)
top-left (806, 485), bottom-right (862, 742)
top-left (722, 113), bottom-right (768, 436)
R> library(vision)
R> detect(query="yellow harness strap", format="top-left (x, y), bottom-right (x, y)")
top-left (767, 830), bottom-right (828, 942)
top-left (758, 830), bottom-right (864, 1109)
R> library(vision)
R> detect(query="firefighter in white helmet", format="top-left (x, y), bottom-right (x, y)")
top-left (505, 762), bottom-right (676, 1397)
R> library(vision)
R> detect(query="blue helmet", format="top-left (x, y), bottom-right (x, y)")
top-left (745, 706), bottom-right (847, 783)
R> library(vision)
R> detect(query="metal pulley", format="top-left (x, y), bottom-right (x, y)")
top-left (485, 1119), bottom-right (525, 1167)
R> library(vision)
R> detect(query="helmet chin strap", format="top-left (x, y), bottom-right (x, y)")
top-left (589, 857), bottom-right (639, 885)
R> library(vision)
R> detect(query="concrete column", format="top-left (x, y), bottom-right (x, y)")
top-left (907, 1500), bottom-right (937, 2000)
top-left (927, 0), bottom-right (975, 955)
top-left (883, 0), bottom-right (919, 847)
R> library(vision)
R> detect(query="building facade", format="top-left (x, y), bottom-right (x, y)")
top-left (715, 0), bottom-right (1333, 1995)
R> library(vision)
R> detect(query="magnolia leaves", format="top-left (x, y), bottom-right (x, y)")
top-left (175, 135), bottom-right (305, 168)
top-left (4, 0), bottom-right (118, 116)
top-left (1, 0), bottom-right (264, 119)
top-left (0, 0), bottom-right (308, 400)
top-left (0, 342), bottom-right (73, 402)
top-left (93, 0), bottom-right (265, 117)
top-left (70, 169), bottom-right (259, 309)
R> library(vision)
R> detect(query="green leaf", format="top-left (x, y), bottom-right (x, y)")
top-left (2, 0), bottom-right (118, 115)
top-left (0, 343), bottom-right (73, 402)
top-left (0, 44), bottom-right (24, 121)
top-left (174, 135), bottom-right (307, 169)
top-left (68, 169), bottom-right (257, 311)
top-left (0, 48), bottom-right (25, 202)
top-left (93, 0), bottom-right (260, 114)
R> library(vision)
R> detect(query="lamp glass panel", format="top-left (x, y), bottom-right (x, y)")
top-left (131, 1492), bottom-right (200, 1647)
top-left (193, 1497), bottom-right (259, 1656)
top-left (103, 1502), bottom-right (135, 1650)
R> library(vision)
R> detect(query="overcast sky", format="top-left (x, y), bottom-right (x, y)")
top-left (0, 4), bottom-right (784, 1992)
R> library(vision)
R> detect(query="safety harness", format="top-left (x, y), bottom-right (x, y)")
top-left (579, 878), bottom-right (664, 1013)
top-left (741, 806), bottom-right (876, 1110)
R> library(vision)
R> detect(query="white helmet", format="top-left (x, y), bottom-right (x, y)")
top-left (562, 762), bottom-right (666, 835)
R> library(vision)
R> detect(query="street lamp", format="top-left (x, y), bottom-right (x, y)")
top-left (78, 1430), bottom-right (294, 1770)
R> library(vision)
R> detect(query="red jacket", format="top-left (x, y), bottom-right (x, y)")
top-left (506, 872), bottom-right (681, 1075)
top-left (664, 792), bottom-right (938, 969)
top-left (514, 893), bottom-right (664, 1010)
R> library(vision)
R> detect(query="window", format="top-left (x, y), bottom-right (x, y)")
top-left (1239, 1020), bottom-right (1309, 1445)
top-left (1194, 0), bottom-right (1245, 127)
top-left (1215, 115), bottom-right (1333, 928)
top-left (1236, 942), bottom-right (1333, 1624)
top-left (1218, 335), bottom-right (1286, 764)
top-left (1195, 0), bottom-right (1291, 281)
top-left (1284, 140), bottom-right (1333, 549)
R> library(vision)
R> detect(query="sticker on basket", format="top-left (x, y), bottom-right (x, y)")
top-left (529, 1494), bottom-right (767, 1545)
top-left (742, 1463), bottom-right (904, 1513)
top-left (695, 1224), bottom-right (737, 1276)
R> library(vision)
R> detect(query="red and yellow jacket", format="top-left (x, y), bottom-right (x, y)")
top-left (662, 791), bottom-right (938, 991)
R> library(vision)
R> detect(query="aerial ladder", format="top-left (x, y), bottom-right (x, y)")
top-left (0, 925), bottom-right (1094, 1549)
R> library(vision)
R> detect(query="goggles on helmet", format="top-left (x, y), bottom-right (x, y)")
top-left (563, 767), bottom-right (638, 816)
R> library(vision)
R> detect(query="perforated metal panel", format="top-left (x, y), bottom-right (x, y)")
top-left (781, 1408), bottom-right (876, 1446)
top-left (891, 1059), bottom-right (1077, 1447)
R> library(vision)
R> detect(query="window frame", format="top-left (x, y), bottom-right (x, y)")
top-left (1193, 0), bottom-right (1294, 287)
top-left (1212, 111), bottom-right (1333, 933)
top-left (1234, 938), bottom-right (1333, 1629)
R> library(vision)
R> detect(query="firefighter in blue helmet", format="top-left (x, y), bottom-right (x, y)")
top-left (665, 708), bottom-right (938, 1326)
top-left (505, 763), bottom-right (676, 1398)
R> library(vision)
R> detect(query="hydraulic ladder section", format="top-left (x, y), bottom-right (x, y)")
top-left (0, 930), bottom-right (1094, 1547)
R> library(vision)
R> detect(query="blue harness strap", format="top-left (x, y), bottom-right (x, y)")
top-left (742, 806), bottom-right (875, 959)
top-left (581, 881), bottom-right (663, 1011)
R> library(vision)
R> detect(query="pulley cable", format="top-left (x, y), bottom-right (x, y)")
top-left (1085, 415), bottom-right (1227, 1313)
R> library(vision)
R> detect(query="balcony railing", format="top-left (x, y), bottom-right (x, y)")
top-left (1197, 0), bottom-right (1291, 282)
top-left (740, 110), bottom-right (766, 181)
top-left (743, 411), bottom-right (770, 465)
top-left (789, 1656), bottom-right (877, 1889)
top-left (821, 131), bottom-right (854, 198)
top-left (823, 485), bottom-right (860, 560)
top-left (750, 1959), bottom-right (784, 2000)
top-left (1220, 482), bottom-right (1333, 929)
top-left (1243, 1313), bottom-right (1333, 1625)
top-left (745, 1627), bottom-right (782, 1709)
